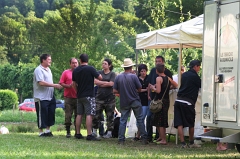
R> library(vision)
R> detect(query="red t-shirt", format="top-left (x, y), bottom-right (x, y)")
top-left (59, 69), bottom-right (77, 98)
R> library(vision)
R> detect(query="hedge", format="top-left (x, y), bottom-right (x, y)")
top-left (0, 89), bottom-right (18, 110)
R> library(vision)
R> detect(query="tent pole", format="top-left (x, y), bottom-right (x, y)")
top-left (178, 44), bottom-right (183, 88)
top-left (135, 49), bottom-right (138, 75)
top-left (175, 43), bottom-right (183, 145)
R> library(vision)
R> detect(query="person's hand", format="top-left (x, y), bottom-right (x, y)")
top-left (116, 112), bottom-right (121, 117)
top-left (148, 96), bottom-right (152, 100)
top-left (54, 84), bottom-right (62, 89)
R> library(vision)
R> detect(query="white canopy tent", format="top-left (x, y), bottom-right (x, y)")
top-left (134, 15), bottom-right (204, 144)
top-left (136, 14), bottom-right (203, 49)
top-left (135, 14), bottom-right (204, 81)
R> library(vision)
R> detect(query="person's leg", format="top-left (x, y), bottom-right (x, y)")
top-left (159, 127), bottom-right (166, 144)
top-left (136, 106), bottom-right (148, 139)
top-left (118, 107), bottom-right (130, 142)
top-left (86, 115), bottom-right (93, 135)
top-left (92, 100), bottom-right (104, 136)
top-left (35, 100), bottom-right (49, 136)
top-left (103, 99), bottom-right (115, 138)
top-left (75, 98), bottom-right (84, 138)
top-left (146, 109), bottom-right (153, 141)
top-left (178, 125), bottom-right (185, 142)
top-left (131, 101), bottom-right (148, 143)
top-left (75, 115), bottom-right (82, 134)
top-left (189, 127), bottom-right (194, 142)
top-left (99, 113), bottom-right (105, 136)
top-left (47, 96), bottom-right (56, 128)
top-left (73, 98), bottom-right (77, 135)
top-left (64, 97), bottom-right (72, 137)
top-left (85, 97), bottom-right (100, 141)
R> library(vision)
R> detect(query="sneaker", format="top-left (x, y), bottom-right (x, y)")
top-left (45, 132), bottom-right (53, 137)
top-left (92, 132), bottom-right (98, 138)
top-left (75, 134), bottom-right (84, 139)
top-left (103, 133), bottom-right (112, 139)
top-left (189, 143), bottom-right (201, 148)
top-left (39, 133), bottom-right (47, 137)
top-left (118, 140), bottom-right (125, 145)
top-left (181, 144), bottom-right (189, 148)
top-left (132, 137), bottom-right (140, 141)
top-left (86, 134), bottom-right (101, 141)
top-left (66, 133), bottom-right (71, 138)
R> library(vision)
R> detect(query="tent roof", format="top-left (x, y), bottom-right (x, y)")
top-left (136, 14), bottom-right (203, 49)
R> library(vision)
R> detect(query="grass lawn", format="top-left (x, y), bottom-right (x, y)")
top-left (0, 125), bottom-right (240, 159)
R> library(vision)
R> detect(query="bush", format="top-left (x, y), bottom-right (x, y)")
top-left (0, 89), bottom-right (18, 110)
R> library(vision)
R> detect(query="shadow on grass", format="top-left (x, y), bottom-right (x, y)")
top-left (0, 132), bottom-right (240, 159)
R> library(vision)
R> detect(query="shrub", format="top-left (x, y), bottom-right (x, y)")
top-left (0, 89), bottom-right (18, 110)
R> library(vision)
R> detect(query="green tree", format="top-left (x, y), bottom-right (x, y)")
top-left (0, 15), bottom-right (28, 64)
top-left (34, 0), bottom-right (50, 18)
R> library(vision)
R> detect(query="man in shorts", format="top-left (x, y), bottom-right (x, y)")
top-left (59, 58), bottom-right (79, 138)
top-left (33, 54), bottom-right (62, 137)
top-left (72, 53), bottom-right (102, 141)
top-left (174, 60), bottom-right (201, 148)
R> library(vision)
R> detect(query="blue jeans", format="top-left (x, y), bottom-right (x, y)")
top-left (118, 100), bottom-right (147, 141)
top-left (142, 106), bottom-right (149, 121)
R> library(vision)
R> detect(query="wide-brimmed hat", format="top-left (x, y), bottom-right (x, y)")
top-left (121, 58), bottom-right (135, 67)
top-left (187, 60), bottom-right (201, 68)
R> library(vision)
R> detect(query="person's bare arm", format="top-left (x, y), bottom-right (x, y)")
top-left (97, 74), bottom-right (103, 80)
top-left (113, 89), bottom-right (119, 94)
top-left (59, 82), bottom-right (72, 88)
top-left (38, 81), bottom-right (62, 89)
top-left (137, 88), bottom-right (141, 93)
top-left (150, 77), bottom-right (162, 93)
top-left (72, 81), bottom-right (77, 92)
top-left (169, 77), bottom-right (178, 88)
top-left (95, 79), bottom-right (114, 87)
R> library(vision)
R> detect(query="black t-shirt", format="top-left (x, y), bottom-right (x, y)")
top-left (177, 69), bottom-right (201, 105)
top-left (138, 75), bottom-right (149, 106)
top-left (72, 65), bottom-right (100, 98)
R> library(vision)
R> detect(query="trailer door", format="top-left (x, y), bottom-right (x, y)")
top-left (216, 1), bottom-right (239, 122)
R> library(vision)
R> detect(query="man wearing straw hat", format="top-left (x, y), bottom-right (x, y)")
top-left (113, 58), bottom-right (148, 145)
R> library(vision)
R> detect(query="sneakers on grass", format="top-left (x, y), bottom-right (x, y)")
top-left (75, 134), bottom-right (84, 139)
top-left (103, 133), bottom-right (112, 139)
top-left (92, 132), bottom-right (98, 138)
top-left (86, 134), bottom-right (101, 141)
top-left (39, 132), bottom-right (53, 137)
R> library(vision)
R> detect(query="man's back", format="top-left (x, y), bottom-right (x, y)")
top-left (177, 69), bottom-right (201, 105)
top-left (72, 65), bottom-right (99, 98)
top-left (114, 73), bottom-right (141, 107)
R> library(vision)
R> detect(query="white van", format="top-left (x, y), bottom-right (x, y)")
top-left (198, 0), bottom-right (240, 152)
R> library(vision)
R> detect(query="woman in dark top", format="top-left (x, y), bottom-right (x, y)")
top-left (133, 64), bottom-right (149, 140)
top-left (150, 64), bottom-right (177, 144)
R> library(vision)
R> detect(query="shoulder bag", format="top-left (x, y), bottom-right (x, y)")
top-left (149, 78), bottom-right (169, 113)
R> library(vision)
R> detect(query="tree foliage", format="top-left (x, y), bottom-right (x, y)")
top-left (0, 0), bottom-right (204, 101)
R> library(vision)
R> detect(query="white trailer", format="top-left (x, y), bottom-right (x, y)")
top-left (198, 0), bottom-right (240, 152)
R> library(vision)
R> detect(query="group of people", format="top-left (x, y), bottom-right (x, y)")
top-left (33, 53), bottom-right (207, 148)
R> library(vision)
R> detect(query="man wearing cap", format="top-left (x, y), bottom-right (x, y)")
top-left (174, 60), bottom-right (201, 148)
top-left (113, 58), bottom-right (148, 145)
